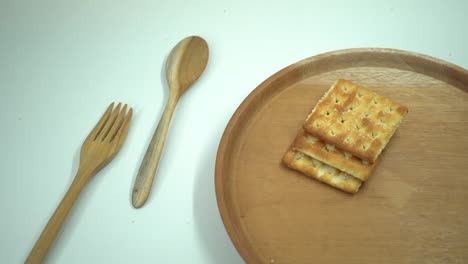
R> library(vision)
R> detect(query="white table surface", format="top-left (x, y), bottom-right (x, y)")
top-left (1, 0), bottom-right (467, 263)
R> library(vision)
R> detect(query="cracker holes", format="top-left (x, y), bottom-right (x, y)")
top-left (343, 152), bottom-right (352, 159)
top-left (348, 106), bottom-right (354, 111)
top-left (325, 110), bottom-right (331, 116)
top-left (362, 112), bottom-right (370, 118)
top-left (371, 131), bottom-right (378, 138)
top-left (311, 160), bottom-right (319, 168)
top-left (387, 107), bottom-right (394, 113)
top-left (324, 144), bottom-right (335, 152)
top-left (345, 137), bottom-right (353, 143)
top-left (343, 86), bottom-right (349, 92)
top-left (379, 119), bottom-right (385, 125)
top-left (306, 136), bottom-right (316, 143)
top-left (357, 92), bottom-right (363, 98)
top-left (362, 144), bottom-right (368, 150)
top-left (315, 121), bottom-right (321, 128)
top-left (330, 129), bottom-right (336, 136)
top-left (294, 152), bottom-right (303, 160)
top-left (355, 123), bottom-right (361, 130)
top-left (340, 117), bottom-right (346, 124)
top-left (334, 97), bottom-right (340, 103)
top-left (373, 99), bottom-right (379, 104)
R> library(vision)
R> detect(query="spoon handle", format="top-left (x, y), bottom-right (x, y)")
top-left (132, 98), bottom-right (177, 208)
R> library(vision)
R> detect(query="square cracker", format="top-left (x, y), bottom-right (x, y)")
top-left (304, 79), bottom-right (408, 162)
top-left (293, 129), bottom-right (379, 181)
top-left (282, 148), bottom-right (362, 194)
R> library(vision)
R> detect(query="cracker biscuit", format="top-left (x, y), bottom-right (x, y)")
top-left (304, 79), bottom-right (408, 162)
top-left (293, 129), bottom-right (378, 181)
top-left (283, 148), bottom-right (362, 194)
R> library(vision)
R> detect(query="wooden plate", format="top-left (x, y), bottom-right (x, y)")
top-left (215, 48), bottom-right (468, 264)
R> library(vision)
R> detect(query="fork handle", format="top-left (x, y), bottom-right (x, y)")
top-left (26, 169), bottom-right (91, 264)
top-left (132, 97), bottom-right (178, 208)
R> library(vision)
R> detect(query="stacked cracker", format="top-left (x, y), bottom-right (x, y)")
top-left (283, 79), bottom-right (408, 193)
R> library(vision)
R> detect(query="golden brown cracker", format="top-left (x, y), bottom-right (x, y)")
top-left (304, 79), bottom-right (408, 162)
top-left (282, 148), bottom-right (362, 194)
top-left (293, 129), bottom-right (378, 181)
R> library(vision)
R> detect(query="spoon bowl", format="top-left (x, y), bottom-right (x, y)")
top-left (166, 36), bottom-right (209, 96)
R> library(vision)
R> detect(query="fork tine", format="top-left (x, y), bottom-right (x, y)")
top-left (104, 104), bottom-right (128, 142)
top-left (111, 107), bottom-right (133, 144)
top-left (97, 103), bottom-right (121, 141)
top-left (85, 102), bottom-right (114, 142)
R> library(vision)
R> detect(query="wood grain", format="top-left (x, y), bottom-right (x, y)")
top-left (132, 96), bottom-right (178, 208)
top-left (215, 48), bottom-right (468, 264)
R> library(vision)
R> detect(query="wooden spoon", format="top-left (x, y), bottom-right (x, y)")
top-left (132, 36), bottom-right (209, 208)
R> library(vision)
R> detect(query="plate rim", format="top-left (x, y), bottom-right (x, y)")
top-left (214, 48), bottom-right (468, 263)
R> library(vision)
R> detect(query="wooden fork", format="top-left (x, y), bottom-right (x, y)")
top-left (26, 102), bottom-right (133, 264)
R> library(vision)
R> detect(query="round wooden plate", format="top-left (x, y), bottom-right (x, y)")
top-left (215, 48), bottom-right (468, 264)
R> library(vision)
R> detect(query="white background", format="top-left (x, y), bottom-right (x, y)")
top-left (1, 0), bottom-right (467, 263)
